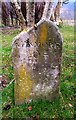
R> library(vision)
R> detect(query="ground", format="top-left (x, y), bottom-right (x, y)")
top-left (0, 25), bottom-right (75, 119)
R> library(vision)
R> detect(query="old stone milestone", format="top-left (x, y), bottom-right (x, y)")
top-left (12, 20), bottom-right (63, 105)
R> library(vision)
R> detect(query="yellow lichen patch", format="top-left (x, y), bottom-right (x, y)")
top-left (14, 69), bottom-right (20, 104)
top-left (39, 23), bottom-right (47, 46)
top-left (14, 65), bottom-right (33, 105)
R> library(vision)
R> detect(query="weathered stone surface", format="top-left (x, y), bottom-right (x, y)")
top-left (12, 20), bottom-right (63, 105)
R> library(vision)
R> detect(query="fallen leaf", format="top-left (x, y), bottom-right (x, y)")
top-left (68, 103), bottom-right (73, 107)
top-left (3, 104), bottom-right (11, 110)
top-left (27, 106), bottom-right (32, 111)
top-left (33, 114), bottom-right (39, 120)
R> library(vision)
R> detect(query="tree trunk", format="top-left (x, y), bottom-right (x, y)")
top-left (2, 2), bottom-right (11, 26)
top-left (54, 0), bottom-right (62, 22)
top-left (21, 2), bottom-right (27, 24)
top-left (26, 0), bottom-right (35, 27)
top-left (35, 2), bottom-right (45, 23)
top-left (42, 0), bottom-right (53, 20)
top-left (11, 0), bottom-right (26, 30)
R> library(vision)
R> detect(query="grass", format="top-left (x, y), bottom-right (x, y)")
top-left (1, 25), bottom-right (75, 119)
top-left (0, 29), bottom-right (20, 81)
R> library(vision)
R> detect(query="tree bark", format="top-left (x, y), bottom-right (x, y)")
top-left (35, 2), bottom-right (45, 23)
top-left (11, 0), bottom-right (26, 30)
top-left (54, 0), bottom-right (62, 22)
top-left (42, 0), bottom-right (53, 20)
top-left (26, 0), bottom-right (35, 27)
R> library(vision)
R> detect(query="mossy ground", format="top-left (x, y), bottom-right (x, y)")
top-left (0, 25), bottom-right (75, 119)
